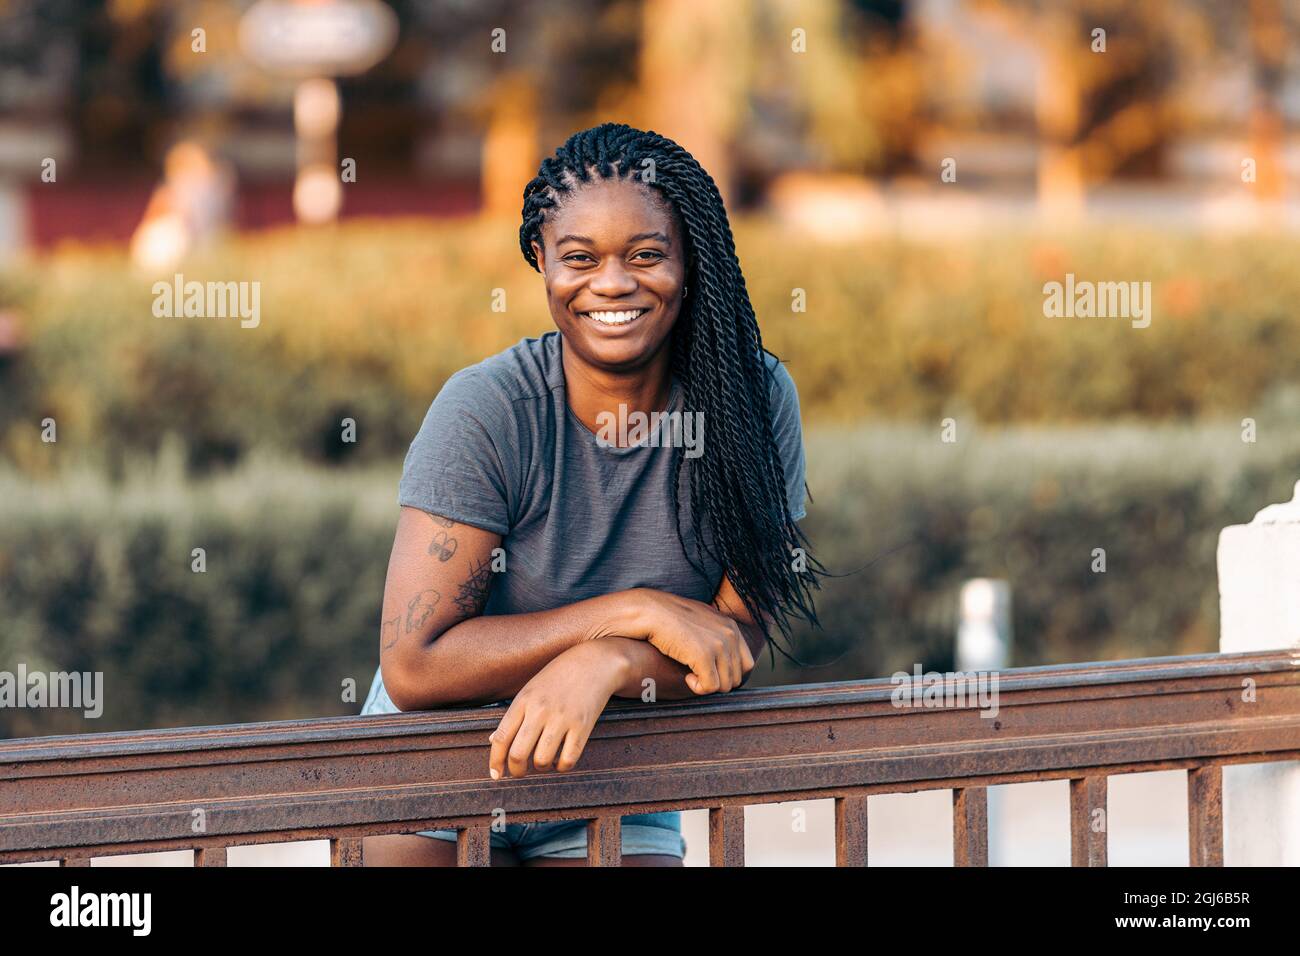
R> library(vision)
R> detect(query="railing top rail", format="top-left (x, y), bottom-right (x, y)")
top-left (0, 649), bottom-right (1293, 764)
top-left (2, 649), bottom-right (1297, 860)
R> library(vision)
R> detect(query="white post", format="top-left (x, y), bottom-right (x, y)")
top-left (1216, 478), bottom-right (1300, 866)
top-left (957, 579), bottom-right (1012, 865)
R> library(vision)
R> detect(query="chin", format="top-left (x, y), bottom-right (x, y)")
top-left (580, 336), bottom-right (658, 372)
top-left (560, 315), bottom-right (673, 372)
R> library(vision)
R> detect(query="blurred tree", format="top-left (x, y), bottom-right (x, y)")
top-left (741, 0), bottom-right (922, 182)
top-left (973, 0), bottom-right (1181, 217)
top-left (971, 0), bottom-right (1300, 214)
top-left (1247, 0), bottom-right (1287, 204)
top-left (637, 0), bottom-right (750, 207)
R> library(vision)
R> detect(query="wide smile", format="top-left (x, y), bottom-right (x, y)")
top-left (578, 307), bottom-right (650, 330)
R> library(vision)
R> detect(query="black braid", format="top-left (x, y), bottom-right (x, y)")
top-left (519, 122), bottom-right (825, 660)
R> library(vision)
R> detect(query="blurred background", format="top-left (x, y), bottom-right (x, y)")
top-left (2, 0), bottom-right (1300, 744)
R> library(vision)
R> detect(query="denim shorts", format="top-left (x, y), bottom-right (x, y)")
top-left (360, 668), bottom-right (686, 860)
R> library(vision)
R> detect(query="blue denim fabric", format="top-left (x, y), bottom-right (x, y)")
top-left (360, 667), bottom-right (685, 860)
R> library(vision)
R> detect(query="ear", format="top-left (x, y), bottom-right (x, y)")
top-left (530, 239), bottom-right (546, 274)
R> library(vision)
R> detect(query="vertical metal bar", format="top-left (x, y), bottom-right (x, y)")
top-left (586, 815), bottom-right (622, 867)
top-left (834, 794), bottom-right (869, 867)
top-left (195, 845), bottom-right (229, 867)
top-left (952, 787), bottom-right (989, 866)
top-left (456, 826), bottom-right (492, 867)
top-left (708, 805), bottom-right (745, 867)
top-left (1188, 764), bottom-right (1224, 867)
top-left (1069, 775), bottom-right (1108, 866)
top-left (329, 837), bottom-right (362, 867)
top-left (59, 856), bottom-right (93, 867)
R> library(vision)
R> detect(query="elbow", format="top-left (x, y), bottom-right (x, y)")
top-left (379, 655), bottom-right (418, 711)
top-left (381, 646), bottom-right (453, 712)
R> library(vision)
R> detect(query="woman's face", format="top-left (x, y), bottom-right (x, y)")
top-left (531, 176), bottom-right (687, 375)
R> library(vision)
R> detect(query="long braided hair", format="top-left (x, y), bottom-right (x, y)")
top-left (519, 122), bottom-right (823, 657)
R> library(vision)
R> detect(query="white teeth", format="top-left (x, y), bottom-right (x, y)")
top-left (585, 309), bottom-right (645, 326)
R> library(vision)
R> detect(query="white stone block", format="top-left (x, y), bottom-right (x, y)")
top-left (1217, 478), bottom-right (1300, 866)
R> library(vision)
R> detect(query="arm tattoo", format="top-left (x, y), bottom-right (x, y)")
top-left (405, 588), bottom-right (441, 634)
top-left (380, 615), bottom-right (401, 651)
top-left (428, 514), bottom-right (455, 528)
top-left (453, 558), bottom-right (495, 617)
top-left (427, 530), bottom-right (458, 561)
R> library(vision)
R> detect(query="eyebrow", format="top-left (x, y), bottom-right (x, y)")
top-left (555, 231), bottom-right (672, 246)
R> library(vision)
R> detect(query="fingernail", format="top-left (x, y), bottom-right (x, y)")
top-left (489, 768), bottom-right (500, 780)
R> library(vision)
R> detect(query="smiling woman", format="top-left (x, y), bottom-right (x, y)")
top-left (359, 122), bottom-right (824, 867)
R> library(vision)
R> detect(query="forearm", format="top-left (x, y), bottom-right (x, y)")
top-left (383, 589), bottom-right (646, 710)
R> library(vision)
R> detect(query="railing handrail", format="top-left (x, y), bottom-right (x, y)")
top-left (1, 649), bottom-right (1291, 761)
top-left (2, 649), bottom-right (1297, 866)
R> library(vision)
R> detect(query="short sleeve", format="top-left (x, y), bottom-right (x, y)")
top-left (765, 356), bottom-right (807, 521)
top-left (397, 368), bottom-right (514, 535)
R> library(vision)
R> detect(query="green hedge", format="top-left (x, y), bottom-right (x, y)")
top-left (2, 219), bottom-right (1299, 473)
top-left (777, 414), bottom-right (1300, 685)
top-left (3, 418), bottom-right (1297, 736)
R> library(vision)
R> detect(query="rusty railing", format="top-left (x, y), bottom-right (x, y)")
top-left (2, 649), bottom-right (1297, 866)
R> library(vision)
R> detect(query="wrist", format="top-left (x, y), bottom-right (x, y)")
top-left (583, 637), bottom-right (635, 692)
top-left (616, 587), bottom-right (658, 638)
top-left (584, 588), bottom-right (656, 642)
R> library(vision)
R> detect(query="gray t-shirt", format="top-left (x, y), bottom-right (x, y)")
top-left (361, 330), bottom-right (806, 714)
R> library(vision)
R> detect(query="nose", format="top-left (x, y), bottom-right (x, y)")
top-left (586, 259), bottom-right (638, 297)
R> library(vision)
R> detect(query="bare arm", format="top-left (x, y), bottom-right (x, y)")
top-left (382, 504), bottom-right (765, 714)
top-left (380, 507), bottom-right (654, 710)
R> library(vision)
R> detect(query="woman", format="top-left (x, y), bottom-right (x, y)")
top-left (361, 122), bottom-right (821, 867)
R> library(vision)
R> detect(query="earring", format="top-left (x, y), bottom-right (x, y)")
top-left (683, 285), bottom-right (689, 298)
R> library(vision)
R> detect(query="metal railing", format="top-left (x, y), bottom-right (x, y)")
top-left (2, 649), bottom-right (1297, 866)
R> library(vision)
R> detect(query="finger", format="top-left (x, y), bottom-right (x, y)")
top-left (650, 634), bottom-right (705, 676)
top-left (651, 636), bottom-right (717, 692)
top-left (714, 635), bottom-right (738, 692)
top-left (556, 722), bottom-right (594, 773)
top-left (739, 631), bottom-right (756, 675)
top-left (489, 702), bottom-right (527, 780)
top-left (724, 634), bottom-right (743, 690)
top-left (693, 656), bottom-right (722, 695)
top-left (532, 718), bottom-right (568, 772)
top-left (507, 710), bottom-right (547, 778)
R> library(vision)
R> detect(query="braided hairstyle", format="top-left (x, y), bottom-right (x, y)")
top-left (519, 122), bottom-right (823, 657)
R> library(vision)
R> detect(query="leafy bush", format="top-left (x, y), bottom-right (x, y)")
top-left (779, 414), bottom-right (1300, 685)
top-left (2, 219), bottom-right (1298, 473)
top-left (0, 451), bottom-right (395, 737)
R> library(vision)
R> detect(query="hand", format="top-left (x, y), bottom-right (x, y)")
top-left (627, 589), bottom-right (755, 695)
top-left (487, 640), bottom-right (629, 779)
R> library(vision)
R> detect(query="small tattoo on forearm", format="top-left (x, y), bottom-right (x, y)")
top-left (428, 530), bottom-right (458, 562)
top-left (405, 588), bottom-right (441, 633)
top-left (453, 558), bottom-right (495, 616)
top-left (429, 514), bottom-right (455, 528)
